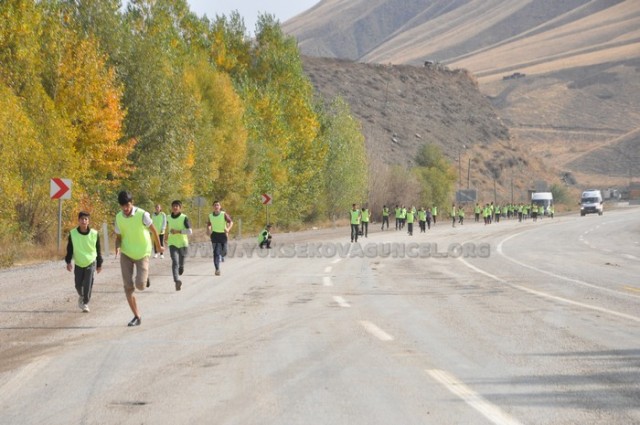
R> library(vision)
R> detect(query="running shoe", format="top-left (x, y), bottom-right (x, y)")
top-left (128, 316), bottom-right (141, 327)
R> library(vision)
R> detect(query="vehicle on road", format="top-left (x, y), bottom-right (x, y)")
top-left (580, 189), bottom-right (603, 216)
top-left (531, 192), bottom-right (553, 216)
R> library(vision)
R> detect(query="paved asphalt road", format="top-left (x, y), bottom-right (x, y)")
top-left (1, 206), bottom-right (638, 424)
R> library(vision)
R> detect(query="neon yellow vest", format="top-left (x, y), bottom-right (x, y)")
top-left (209, 212), bottom-right (226, 233)
top-left (152, 212), bottom-right (166, 234)
top-left (350, 210), bottom-right (360, 224)
top-left (361, 209), bottom-right (369, 222)
top-left (406, 211), bottom-right (414, 224)
top-left (70, 228), bottom-right (98, 268)
top-left (167, 214), bottom-right (188, 248)
top-left (116, 209), bottom-right (152, 260)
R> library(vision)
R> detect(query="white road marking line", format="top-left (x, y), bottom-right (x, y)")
top-left (359, 321), bottom-right (394, 341)
top-left (622, 254), bottom-right (639, 260)
top-left (324, 266), bottom-right (332, 273)
top-left (333, 296), bottom-right (351, 307)
top-left (497, 233), bottom-right (640, 299)
top-left (331, 258), bottom-right (341, 264)
top-left (426, 369), bottom-right (523, 425)
top-left (460, 258), bottom-right (640, 323)
top-left (322, 276), bottom-right (333, 286)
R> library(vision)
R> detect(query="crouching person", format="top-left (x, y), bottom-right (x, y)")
top-left (258, 224), bottom-right (273, 249)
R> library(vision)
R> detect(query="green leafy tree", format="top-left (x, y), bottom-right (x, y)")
top-left (242, 15), bottom-right (326, 226)
top-left (121, 0), bottom-right (198, 204)
top-left (414, 144), bottom-right (456, 208)
top-left (319, 97), bottom-right (368, 217)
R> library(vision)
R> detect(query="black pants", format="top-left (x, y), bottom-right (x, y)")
top-left (381, 216), bottom-right (389, 229)
top-left (210, 232), bottom-right (228, 271)
top-left (351, 224), bottom-right (359, 242)
top-left (74, 261), bottom-right (96, 305)
top-left (361, 222), bottom-right (368, 237)
top-left (170, 245), bottom-right (188, 282)
top-left (259, 239), bottom-right (271, 249)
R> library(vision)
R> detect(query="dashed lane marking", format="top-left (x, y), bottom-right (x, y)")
top-left (359, 320), bottom-right (394, 341)
top-left (333, 296), bottom-right (351, 308)
top-left (426, 369), bottom-right (523, 425)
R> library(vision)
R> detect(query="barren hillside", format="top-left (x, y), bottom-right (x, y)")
top-left (302, 56), bottom-right (545, 203)
top-left (285, 0), bottom-right (640, 193)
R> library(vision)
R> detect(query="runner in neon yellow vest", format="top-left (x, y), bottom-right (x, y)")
top-left (115, 191), bottom-right (163, 327)
top-left (418, 207), bottom-right (427, 233)
top-left (381, 205), bottom-right (390, 230)
top-left (167, 200), bottom-right (192, 291)
top-left (458, 205), bottom-right (465, 225)
top-left (406, 207), bottom-right (415, 236)
top-left (361, 207), bottom-right (370, 237)
top-left (450, 203), bottom-right (457, 227)
top-left (152, 204), bottom-right (167, 258)
top-left (65, 211), bottom-right (103, 313)
top-left (394, 205), bottom-right (401, 230)
top-left (350, 204), bottom-right (361, 242)
top-left (207, 200), bottom-right (233, 276)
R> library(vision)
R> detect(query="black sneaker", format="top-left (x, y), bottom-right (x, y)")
top-left (146, 278), bottom-right (150, 288)
top-left (128, 316), bottom-right (141, 327)
top-left (178, 267), bottom-right (184, 276)
top-left (175, 280), bottom-right (182, 291)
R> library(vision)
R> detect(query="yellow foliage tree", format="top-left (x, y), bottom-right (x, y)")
top-left (185, 58), bottom-right (249, 214)
top-left (53, 35), bottom-right (134, 188)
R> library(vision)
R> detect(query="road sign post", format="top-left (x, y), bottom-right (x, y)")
top-left (261, 193), bottom-right (272, 224)
top-left (51, 178), bottom-right (72, 251)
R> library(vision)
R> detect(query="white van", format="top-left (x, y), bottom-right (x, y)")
top-left (580, 189), bottom-right (603, 216)
top-left (531, 192), bottom-right (553, 216)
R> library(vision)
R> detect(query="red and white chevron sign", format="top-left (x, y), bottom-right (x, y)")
top-left (261, 193), bottom-right (272, 205)
top-left (50, 178), bottom-right (72, 200)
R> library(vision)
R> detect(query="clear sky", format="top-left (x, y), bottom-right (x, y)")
top-left (187, 0), bottom-right (320, 34)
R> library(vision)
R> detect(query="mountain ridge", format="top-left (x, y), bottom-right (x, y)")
top-left (284, 0), bottom-right (640, 193)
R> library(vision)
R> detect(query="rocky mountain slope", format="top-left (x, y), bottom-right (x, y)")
top-left (285, 0), bottom-right (640, 193)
